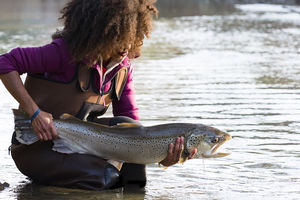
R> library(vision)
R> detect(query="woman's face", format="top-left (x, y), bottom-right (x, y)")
top-left (120, 44), bottom-right (132, 56)
top-left (100, 44), bottom-right (132, 64)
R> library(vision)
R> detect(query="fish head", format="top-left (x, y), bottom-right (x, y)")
top-left (186, 125), bottom-right (232, 159)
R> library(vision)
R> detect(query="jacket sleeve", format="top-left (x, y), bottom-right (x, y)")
top-left (112, 63), bottom-right (140, 121)
top-left (0, 40), bottom-right (70, 75)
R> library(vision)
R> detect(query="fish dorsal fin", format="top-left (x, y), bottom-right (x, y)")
top-left (60, 113), bottom-right (80, 121)
top-left (115, 123), bottom-right (141, 128)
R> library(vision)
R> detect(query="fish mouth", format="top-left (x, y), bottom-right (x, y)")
top-left (203, 135), bottom-right (232, 158)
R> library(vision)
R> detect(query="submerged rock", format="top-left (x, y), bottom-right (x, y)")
top-left (0, 182), bottom-right (10, 191)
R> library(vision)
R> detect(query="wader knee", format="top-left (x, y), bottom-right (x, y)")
top-left (120, 163), bottom-right (146, 188)
top-left (10, 142), bottom-right (121, 191)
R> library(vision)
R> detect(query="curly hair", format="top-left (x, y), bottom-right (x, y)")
top-left (52, 0), bottom-right (158, 64)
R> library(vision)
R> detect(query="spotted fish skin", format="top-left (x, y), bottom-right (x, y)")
top-left (13, 109), bottom-right (231, 164)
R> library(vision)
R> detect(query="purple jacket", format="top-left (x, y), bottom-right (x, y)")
top-left (0, 39), bottom-right (139, 120)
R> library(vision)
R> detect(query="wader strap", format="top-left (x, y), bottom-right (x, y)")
top-left (77, 64), bottom-right (92, 92)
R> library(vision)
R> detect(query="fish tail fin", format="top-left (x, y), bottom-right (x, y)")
top-left (12, 109), bottom-right (39, 145)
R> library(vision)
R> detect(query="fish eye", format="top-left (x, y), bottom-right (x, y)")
top-left (211, 137), bottom-right (219, 143)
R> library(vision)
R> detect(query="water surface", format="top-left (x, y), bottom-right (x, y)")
top-left (0, 1), bottom-right (300, 200)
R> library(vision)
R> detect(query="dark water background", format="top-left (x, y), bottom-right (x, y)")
top-left (0, 0), bottom-right (300, 199)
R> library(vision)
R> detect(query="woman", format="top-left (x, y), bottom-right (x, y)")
top-left (0, 0), bottom-right (196, 190)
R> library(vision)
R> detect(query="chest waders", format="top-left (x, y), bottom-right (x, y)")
top-left (10, 63), bottom-right (146, 190)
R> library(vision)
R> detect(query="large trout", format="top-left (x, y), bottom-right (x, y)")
top-left (13, 109), bottom-right (231, 166)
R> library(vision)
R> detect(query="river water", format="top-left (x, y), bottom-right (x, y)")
top-left (0, 1), bottom-right (300, 200)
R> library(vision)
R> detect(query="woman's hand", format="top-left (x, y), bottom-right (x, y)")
top-left (31, 110), bottom-right (58, 141)
top-left (159, 136), bottom-right (197, 167)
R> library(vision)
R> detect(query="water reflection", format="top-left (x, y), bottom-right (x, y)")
top-left (15, 183), bottom-right (146, 200)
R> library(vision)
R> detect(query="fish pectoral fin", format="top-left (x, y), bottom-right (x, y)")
top-left (179, 149), bottom-right (190, 164)
top-left (203, 152), bottom-right (231, 158)
top-left (214, 152), bottom-right (231, 157)
top-left (115, 123), bottom-right (141, 128)
top-left (179, 156), bottom-right (188, 164)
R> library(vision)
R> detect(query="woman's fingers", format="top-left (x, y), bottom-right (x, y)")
top-left (31, 110), bottom-right (57, 141)
top-left (174, 137), bottom-right (180, 162)
top-left (160, 136), bottom-right (198, 168)
top-left (45, 127), bottom-right (52, 140)
top-left (169, 137), bottom-right (183, 164)
top-left (50, 124), bottom-right (58, 139)
top-left (32, 125), bottom-right (44, 140)
top-left (159, 137), bottom-right (185, 167)
top-left (35, 130), bottom-right (43, 141)
top-left (42, 130), bottom-right (49, 141)
top-left (168, 143), bottom-right (174, 156)
top-left (34, 125), bottom-right (49, 141)
top-left (47, 113), bottom-right (58, 139)
top-left (174, 137), bottom-right (184, 162)
top-left (188, 148), bottom-right (197, 159)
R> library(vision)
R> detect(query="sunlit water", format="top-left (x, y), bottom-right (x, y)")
top-left (0, 1), bottom-right (300, 200)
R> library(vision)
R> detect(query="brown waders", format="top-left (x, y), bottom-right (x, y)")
top-left (11, 63), bottom-right (146, 190)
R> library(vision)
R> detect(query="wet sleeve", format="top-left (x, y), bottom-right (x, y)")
top-left (112, 64), bottom-right (140, 121)
top-left (0, 41), bottom-right (66, 75)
